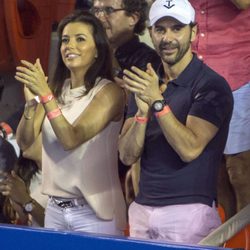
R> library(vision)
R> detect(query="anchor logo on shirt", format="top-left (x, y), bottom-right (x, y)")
top-left (164, 0), bottom-right (175, 9)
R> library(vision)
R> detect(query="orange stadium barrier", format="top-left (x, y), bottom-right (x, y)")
top-left (224, 224), bottom-right (250, 250)
top-left (217, 204), bottom-right (249, 249)
top-left (0, 3), bottom-right (15, 71)
top-left (51, 0), bottom-right (76, 23)
top-left (1, 0), bottom-right (75, 73)
top-left (217, 204), bottom-right (226, 224)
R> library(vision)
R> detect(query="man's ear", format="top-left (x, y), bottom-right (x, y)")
top-left (190, 24), bottom-right (198, 42)
top-left (129, 12), bottom-right (140, 27)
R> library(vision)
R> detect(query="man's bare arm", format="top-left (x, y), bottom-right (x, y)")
top-left (230, 0), bottom-right (250, 9)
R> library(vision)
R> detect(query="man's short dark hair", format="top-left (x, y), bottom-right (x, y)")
top-left (122, 0), bottom-right (148, 35)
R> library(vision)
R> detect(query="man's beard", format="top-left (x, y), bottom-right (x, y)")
top-left (159, 40), bottom-right (190, 66)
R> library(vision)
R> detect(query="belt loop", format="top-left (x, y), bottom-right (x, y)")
top-left (74, 198), bottom-right (79, 206)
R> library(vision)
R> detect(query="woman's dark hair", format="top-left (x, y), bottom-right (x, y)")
top-left (122, 0), bottom-right (148, 35)
top-left (15, 153), bottom-right (39, 187)
top-left (0, 137), bottom-right (18, 223)
top-left (50, 10), bottom-right (113, 98)
top-left (1, 150), bottom-right (39, 224)
top-left (0, 137), bottom-right (17, 173)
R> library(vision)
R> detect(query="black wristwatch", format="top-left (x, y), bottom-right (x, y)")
top-left (151, 99), bottom-right (166, 112)
top-left (23, 199), bottom-right (35, 213)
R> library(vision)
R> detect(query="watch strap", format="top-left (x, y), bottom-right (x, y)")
top-left (23, 199), bottom-right (35, 213)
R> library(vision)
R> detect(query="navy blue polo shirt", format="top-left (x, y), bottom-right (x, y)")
top-left (126, 54), bottom-right (233, 207)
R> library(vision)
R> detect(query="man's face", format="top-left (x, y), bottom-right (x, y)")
top-left (93, 0), bottom-right (135, 47)
top-left (151, 17), bottom-right (196, 66)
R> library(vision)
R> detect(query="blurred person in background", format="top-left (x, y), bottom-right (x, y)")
top-left (190, 0), bottom-right (250, 219)
top-left (0, 134), bottom-right (46, 227)
top-left (92, 0), bottom-right (161, 206)
top-left (0, 137), bottom-right (18, 223)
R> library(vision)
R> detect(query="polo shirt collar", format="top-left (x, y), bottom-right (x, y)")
top-left (158, 54), bottom-right (202, 87)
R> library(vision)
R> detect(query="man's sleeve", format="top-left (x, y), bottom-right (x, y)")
top-left (189, 78), bottom-right (233, 128)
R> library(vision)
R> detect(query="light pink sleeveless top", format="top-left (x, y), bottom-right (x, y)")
top-left (42, 78), bottom-right (126, 229)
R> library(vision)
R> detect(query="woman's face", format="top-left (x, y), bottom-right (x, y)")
top-left (60, 22), bottom-right (97, 74)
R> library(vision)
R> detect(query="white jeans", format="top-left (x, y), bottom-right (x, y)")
top-left (129, 201), bottom-right (221, 244)
top-left (45, 197), bottom-right (123, 236)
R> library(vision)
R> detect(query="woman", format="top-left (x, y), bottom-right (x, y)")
top-left (0, 134), bottom-right (46, 227)
top-left (15, 10), bottom-right (126, 234)
top-left (0, 137), bottom-right (17, 223)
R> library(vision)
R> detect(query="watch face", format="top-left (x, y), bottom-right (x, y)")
top-left (154, 101), bottom-right (164, 111)
top-left (24, 202), bottom-right (34, 213)
top-left (153, 100), bottom-right (165, 112)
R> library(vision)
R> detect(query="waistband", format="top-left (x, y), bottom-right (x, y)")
top-left (50, 196), bottom-right (87, 208)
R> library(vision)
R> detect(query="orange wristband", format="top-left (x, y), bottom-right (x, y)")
top-left (0, 122), bottom-right (13, 139)
top-left (134, 115), bottom-right (148, 124)
top-left (155, 105), bottom-right (171, 118)
top-left (0, 122), bottom-right (13, 135)
top-left (14, 218), bottom-right (28, 225)
top-left (40, 93), bottom-right (54, 104)
top-left (47, 108), bottom-right (62, 120)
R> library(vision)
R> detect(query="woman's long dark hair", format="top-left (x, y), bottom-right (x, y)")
top-left (0, 137), bottom-right (17, 223)
top-left (50, 10), bottom-right (113, 98)
top-left (0, 137), bottom-right (39, 223)
top-left (15, 153), bottom-right (39, 187)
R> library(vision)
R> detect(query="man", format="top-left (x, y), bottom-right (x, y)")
top-left (119, 0), bottom-right (233, 244)
top-left (92, 0), bottom-right (160, 74)
top-left (92, 0), bottom-right (161, 202)
top-left (190, 0), bottom-right (250, 220)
